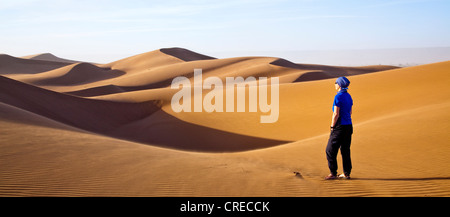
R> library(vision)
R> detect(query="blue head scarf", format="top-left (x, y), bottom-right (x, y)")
top-left (336, 76), bottom-right (350, 90)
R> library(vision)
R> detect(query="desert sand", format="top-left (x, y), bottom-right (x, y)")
top-left (0, 48), bottom-right (449, 196)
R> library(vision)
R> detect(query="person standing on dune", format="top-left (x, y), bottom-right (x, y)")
top-left (325, 76), bottom-right (353, 180)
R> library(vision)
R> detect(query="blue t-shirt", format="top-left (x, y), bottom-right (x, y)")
top-left (332, 89), bottom-right (353, 125)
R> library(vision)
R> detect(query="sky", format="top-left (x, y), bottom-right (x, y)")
top-left (1, 0), bottom-right (450, 64)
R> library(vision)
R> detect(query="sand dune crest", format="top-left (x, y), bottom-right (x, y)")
top-left (21, 53), bottom-right (80, 64)
top-left (25, 63), bottom-right (126, 86)
top-left (160, 47), bottom-right (216, 61)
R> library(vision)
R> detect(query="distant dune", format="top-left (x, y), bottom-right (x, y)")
top-left (0, 54), bottom-right (70, 74)
top-left (0, 48), bottom-right (449, 196)
top-left (21, 53), bottom-right (80, 64)
top-left (160, 47), bottom-right (216, 61)
top-left (272, 58), bottom-right (399, 82)
top-left (19, 63), bottom-right (126, 86)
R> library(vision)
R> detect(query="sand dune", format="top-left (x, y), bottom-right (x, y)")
top-left (161, 60), bottom-right (450, 141)
top-left (18, 63), bottom-right (126, 86)
top-left (49, 50), bottom-right (394, 98)
top-left (0, 48), bottom-right (449, 196)
top-left (0, 75), bottom-right (158, 133)
top-left (109, 110), bottom-right (287, 152)
top-left (0, 75), bottom-right (286, 152)
top-left (160, 47), bottom-right (216, 61)
top-left (21, 53), bottom-right (80, 64)
top-left (0, 101), bottom-right (82, 132)
top-left (271, 58), bottom-right (399, 81)
top-left (0, 54), bottom-right (70, 75)
top-left (100, 49), bottom-right (185, 74)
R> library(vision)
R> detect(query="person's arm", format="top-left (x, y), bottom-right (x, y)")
top-left (331, 106), bottom-right (340, 129)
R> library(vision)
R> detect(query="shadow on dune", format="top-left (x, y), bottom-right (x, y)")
top-left (270, 58), bottom-right (399, 82)
top-left (0, 75), bottom-right (160, 133)
top-left (0, 54), bottom-right (71, 75)
top-left (25, 53), bottom-right (81, 64)
top-left (64, 80), bottom-right (172, 97)
top-left (31, 63), bottom-right (126, 86)
top-left (0, 75), bottom-right (288, 152)
top-left (63, 57), bottom-right (256, 97)
top-left (160, 47), bottom-right (216, 62)
top-left (63, 54), bottom-right (400, 97)
top-left (0, 101), bottom-right (83, 132)
top-left (110, 110), bottom-right (288, 152)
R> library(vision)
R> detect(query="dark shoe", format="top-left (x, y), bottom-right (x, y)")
top-left (325, 174), bottom-right (338, 180)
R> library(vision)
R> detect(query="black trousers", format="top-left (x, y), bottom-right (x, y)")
top-left (326, 123), bottom-right (353, 176)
